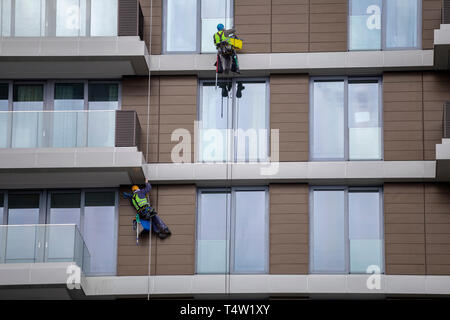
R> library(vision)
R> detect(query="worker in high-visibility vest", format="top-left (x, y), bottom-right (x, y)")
top-left (123, 179), bottom-right (171, 239)
top-left (214, 23), bottom-right (239, 74)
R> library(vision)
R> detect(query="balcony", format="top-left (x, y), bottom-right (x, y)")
top-left (0, 0), bottom-right (148, 78)
top-left (0, 224), bottom-right (89, 296)
top-left (0, 110), bottom-right (145, 189)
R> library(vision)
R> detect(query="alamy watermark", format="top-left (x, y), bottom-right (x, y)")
top-left (169, 121), bottom-right (280, 176)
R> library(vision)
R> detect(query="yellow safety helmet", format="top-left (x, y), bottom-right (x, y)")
top-left (131, 185), bottom-right (139, 192)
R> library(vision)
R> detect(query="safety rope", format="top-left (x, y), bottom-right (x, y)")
top-left (146, 0), bottom-right (154, 301)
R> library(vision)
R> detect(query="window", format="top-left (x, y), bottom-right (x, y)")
top-left (0, 81), bottom-right (120, 148)
top-left (164, 0), bottom-right (233, 53)
top-left (196, 188), bottom-right (268, 274)
top-left (0, 190), bottom-right (117, 274)
top-left (349, 0), bottom-right (421, 50)
top-left (310, 77), bottom-right (382, 161)
top-left (0, 0), bottom-right (117, 37)
top-left (310, 187), bottom-right (384, 274)
top-left (83, 191), bottom-right (117, 275)
top-left (198, 79), bottom-right (269, 162)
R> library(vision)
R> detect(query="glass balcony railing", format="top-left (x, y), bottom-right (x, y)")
top-left (0, 110), bottom-right (117, 149)
top-left (0, 110), bottom-right (141, 150)
top-left (0, 224), bottom-right (90, 274)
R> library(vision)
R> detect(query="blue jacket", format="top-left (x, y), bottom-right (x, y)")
top-left (123, 182), bottom-right (153, 211)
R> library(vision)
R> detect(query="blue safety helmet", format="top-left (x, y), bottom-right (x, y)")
top-left (217, 23), bottom-right (225, 31)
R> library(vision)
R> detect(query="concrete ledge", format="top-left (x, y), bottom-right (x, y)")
top-left (144, 161), bottom-right (436, 185)
top-left (0, 36), bottom-right (149, 78)
top-left (0, 262), bottom-right (74, 286)
top-left (149, 50), bottom-right (434, 76)
top-left (82, 274), bottom-right (450, 297)
top-left (0, 147), bottom-right (145, 188)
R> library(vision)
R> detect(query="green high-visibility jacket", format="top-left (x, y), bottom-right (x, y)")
top-left (214, 31), bottom-right (227, 46)
top-left (132, 193), bottom-right (149, 211)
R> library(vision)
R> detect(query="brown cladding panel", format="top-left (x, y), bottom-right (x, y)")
top-left (270, 74), bottom-right (309, 162)
top-left (271, 0), bottom-right (309, 53)
top-left (158, 76), bottom-right (197, 163)
top-left (139, 0), bottom-right (162, 54)
top-left (155, 185), bottom-right (196, 275)
top-left (309, 0), bottom-right (347, 52)
top-left (117, 185), bottom-right (158, 276)
top-left (423, 72), bottom-right (450, 160)
top-left (424, 184), bottom-right (450, 275)
top-left (383, 72), bottom-right (424, 161)
top-left (270, 184), bottom-right (309, 274)
top-left (384, 183), bottom-right (426, 275)
top-left (423, 0), bottom-right (442, 49)
top-left (234, 0), bottom-right (271, 53)
top-left (122, 76), bottom-right (160, 163)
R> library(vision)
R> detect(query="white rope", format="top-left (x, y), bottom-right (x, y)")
top-left (146, 0), bottom-right (154, 301)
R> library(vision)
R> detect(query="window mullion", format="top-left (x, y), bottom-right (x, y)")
top-left (345, 187), bottom-right (350, 274)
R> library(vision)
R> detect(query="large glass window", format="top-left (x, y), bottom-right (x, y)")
top-left (0, 0), bottom-right (116, 37)
top-left (0, 190), bottom-right (117, 273)
top-left (310, 187), bottom-right (383, 274)
top-left (12, 84), bottom-right (44, 148)
top-left (199, 79), bottom-right (269, 162)
top-left (349, 0), bottom-right (421, 50)
top-left (164, 0), bottom-right (234, 53)
top-left (0, 81), bottom-right (120, 149)
top-left (90, 0), bottom-right (117, 36)
top-left (84, 191), bottom-right (116, 275)
top-left (0, 83), bottom-right (9, 148)
top-left (56, 0), bottom-right (87, 36)
top-left (6, 193), bottom-right (41, 263)
top-left (310, 77), bottom-right (382, 161)
top-left (197, 188), bottom-right (268, 274)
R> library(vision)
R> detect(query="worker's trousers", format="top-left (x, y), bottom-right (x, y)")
top-left (139, 207), bottom-right (169, 234)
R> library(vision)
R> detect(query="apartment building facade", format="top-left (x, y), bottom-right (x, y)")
top-left (1, 0), bottom-right (450, 299)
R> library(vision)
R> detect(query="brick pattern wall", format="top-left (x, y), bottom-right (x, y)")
top-left (384, 183), bottom-right (426, 275)
top-left (234, 0), bottom-right (272, 53)
top-left (383, 72), bottom-right (424, 161)
top-left (269, 184), bottom-right (309, 274)
top-left (270, 74), bottom-right (309, 161)
top-left (271, 0), bottom-right (309, 53)
top-left (117, 184), bottom-right (196, 276)
top-left (423, 0), bottom-right (442, 50)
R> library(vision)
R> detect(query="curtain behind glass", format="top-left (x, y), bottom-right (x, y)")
top-left (166, 0), bottom-right (197, 52)
top-left (200, 82), bottom-right (231, 162)
top-left (312, 190), bottom-right (346, 273)
top-left (12, 84), bottom-right (44, 148)
top-left (14, 0), bottom-right (45, 36)
top-left (312, 81), bottom-right (345, 160)
top-left (349, 0), bottom-right (382, 50)
top-left (386, 0), bottom-right (418, 48)
top-left (197, 192), bottom-right (230, 274)
top-left (0, 83), bottom-right (8, 148)
top-left (235, 81), bottom-right (268, 162)
top-left (348, 81), bottom-right (381, 160)
top-left (349, 191), bottom-right (383, 273)
top-left (1, 0), bottom-right (12, 36)
top-left (56, 0), bottom-right (86, 36)
top-left (90, 0), bottom-right (117, 36)
top-left (53, 83), bottom-right (85, 147)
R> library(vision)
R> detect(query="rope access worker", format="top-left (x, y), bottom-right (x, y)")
top-left (123, 179), bottom-right (171, 239)
top-left (214, 23), bottom-right (240, 74)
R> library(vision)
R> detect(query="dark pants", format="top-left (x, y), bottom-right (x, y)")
top-left (139, 207), bottom-right (170, 234)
